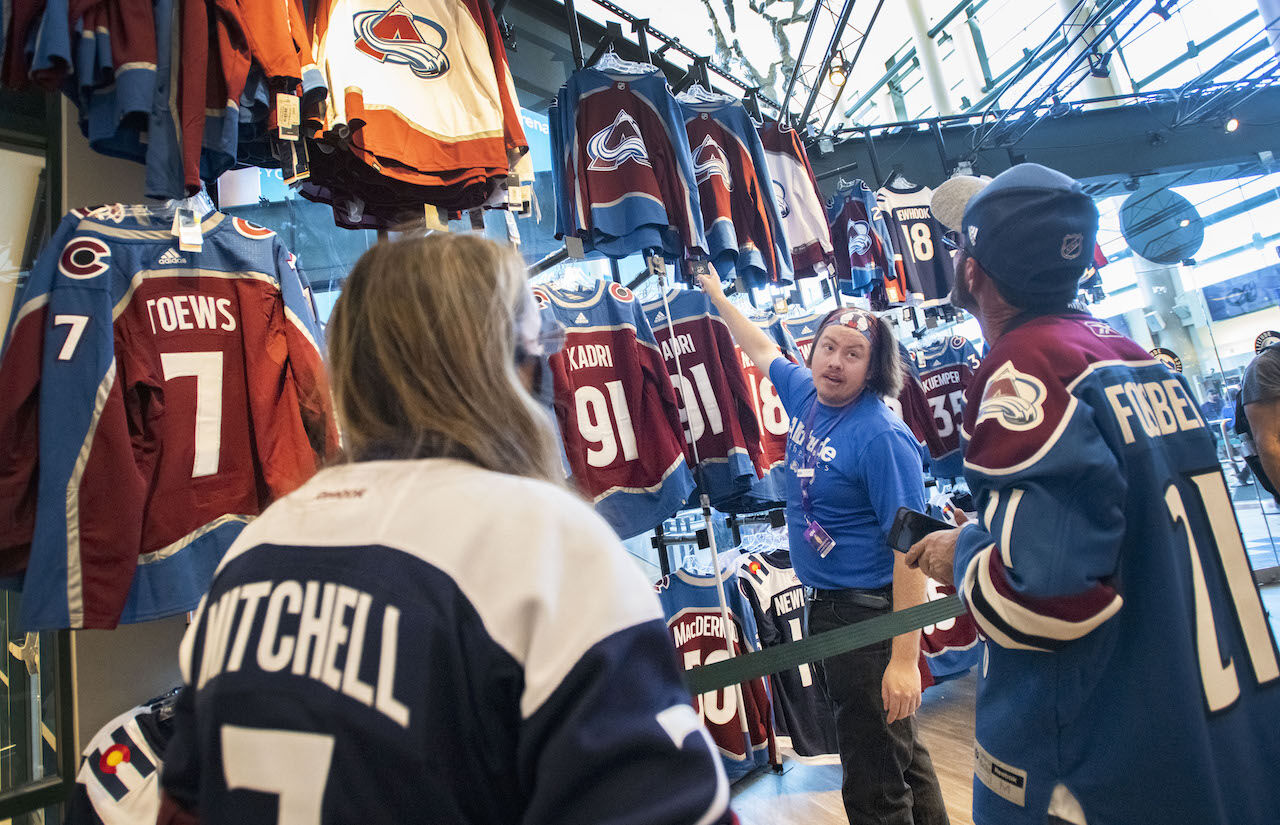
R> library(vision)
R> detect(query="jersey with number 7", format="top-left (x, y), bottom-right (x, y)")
top-left (953, 314), bottom-right (1280, 825)
top-left (0, 206), bottom-right (339, 630)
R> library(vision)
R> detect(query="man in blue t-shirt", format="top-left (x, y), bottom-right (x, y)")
top-left (698, 269), bottom-right (947, 825)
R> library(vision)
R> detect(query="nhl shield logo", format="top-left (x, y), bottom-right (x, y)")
top-left (1060, 232), bottom-right (1084, 260)
top-left (975, 362), bottom-right (1048, 432)
top-left (354, 1), bottom-right (450, 80)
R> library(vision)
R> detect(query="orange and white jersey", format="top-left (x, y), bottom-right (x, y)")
top-left (313, 0), bottom-right (527, 186)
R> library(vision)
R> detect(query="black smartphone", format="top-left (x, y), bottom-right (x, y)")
top-left (887, 507), bottom-right (955, 553)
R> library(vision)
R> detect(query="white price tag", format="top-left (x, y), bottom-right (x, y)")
top-left (276, 93), bottom-right (301, 141)
top-left (177, 209), bottom-right (202, 252)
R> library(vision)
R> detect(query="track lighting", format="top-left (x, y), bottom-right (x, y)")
top-left (828, 51), bottom-right (847, 88)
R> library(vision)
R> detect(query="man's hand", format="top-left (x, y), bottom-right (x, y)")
top-left (904, 527), bottom-right (963, 586)
top-left (882, 656), bottom-right (922, 724)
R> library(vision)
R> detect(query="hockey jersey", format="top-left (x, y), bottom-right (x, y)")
top-left (553, 62), bottom-right (707, 259)
top-left (0, 205), bottom-right (339, 630)
top-left (885, 353), bottom-right (946, 469)
top-left (68, 700), bottom-right (174, 825)
top-left (642, 289), bottom-right (763, 507)
top-left (721, 317), bottom-right (795, 512)
top-left (757, 119), bottom-right (833, 280)
top-left (656, 566), bottom-right (775, 782)
top-left (919, 492), bottom-right (982, 681)
top-left (677, 97), bottom-right (791, 288)
top-left (828, 180), bottom-right (899, 299)
top-left (536, 281), bottom-right (694, 538)
top-left (313, 0), bottom-right (526, 194)
top-left (917, 335), bottom-right (981, 479)
top-left (781, 313), bottom-right (822, 364)
top-left (954, 313), bottom-right (1280, 825)
top-left (877, 183), bottom-right (953, 301)
top-left (737, 549), bottom-right (839, 763)
top-left (160, 460), bottom-right (735, 825)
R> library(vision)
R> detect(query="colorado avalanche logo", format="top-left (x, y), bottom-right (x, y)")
top-left (609, 283), bottom-right (635, 303)
top-left (531, 286), bottom-right (550, 309)
top-left (59, 237), bottom-right (111, 280)
top-left (848, 220), bottom-right (872, 255)
top-left (772, 180), bottom-right (790, 218)
top-left (691, 135), bottom-right (731, 190)
top-left (586, 111), bottom-right (651, 171)
top-left (354, 1), bottom-right (450, 80)
top-left (975, 362), bottom-right (1047, 432)
top-left (232, 217), bottom-right (274, 239)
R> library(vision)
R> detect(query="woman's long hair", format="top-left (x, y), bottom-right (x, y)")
top-left (326, 234), bottom-right (563, 483)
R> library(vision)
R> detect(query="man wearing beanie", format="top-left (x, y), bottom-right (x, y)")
top-left (907, 164), bottom-right (1280, 825)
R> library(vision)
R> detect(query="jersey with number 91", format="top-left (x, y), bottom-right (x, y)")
top-left (540, 281), bottom-right (694, 538)
top-left (953, 314), bottom-right (1280, 825)
top-left (0, 207), bottom-right (339, 630)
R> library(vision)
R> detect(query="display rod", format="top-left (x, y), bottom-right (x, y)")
top-left (657, 268), bottom-right (753, 750)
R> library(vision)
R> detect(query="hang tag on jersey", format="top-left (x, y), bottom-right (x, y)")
top-left (424, 205), bottom-right (450, 232)
top-left (565, 235), bottom-right (586, 258)
top-left (277, 138), bottom-right (310, 185)
top-left (519, 185), bottom-right (533, 215)
top-left (177, 208), bottom-right (202, 252)
top-left (504, 209), bottom-right (521, 248)
top-left (507, 181), bottom-right (524, 211)
top-left (646, 252), bottom-right (666, 279)
top-left (276, 93), bottom-right (301, 141)
top-left (773, 293), bottom-right (789, 315)
top-left (468, 208), bottom-right (485, 231)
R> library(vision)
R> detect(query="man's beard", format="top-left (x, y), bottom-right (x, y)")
top-left (949, 250), bottom-right (978, 314)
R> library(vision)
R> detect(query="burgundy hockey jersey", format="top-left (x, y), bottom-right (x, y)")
top-left (656, 567), bottom-right (776, 781)
top-left (0, 206), bottom-right (339, 629)
top-left (642, 289), bottom-right (763, 507)
top-left (536, 281), bottom-right (694, 538)
top-left (917, 335), bottom-right (982, 478)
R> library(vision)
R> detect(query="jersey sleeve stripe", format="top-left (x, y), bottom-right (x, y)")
top-left (962, 545), bottom-right (1123, 650)
top-left (65, 361), bottom-right (118, 630)
top-left (999, 488), bottom-right (1024, 567)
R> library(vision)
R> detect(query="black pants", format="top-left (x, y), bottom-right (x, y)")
top-left (809, 594), bottom-right (950, 825)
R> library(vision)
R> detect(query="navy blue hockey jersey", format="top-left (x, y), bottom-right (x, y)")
top-left (161, 459), bottom-right (735, 825)
top-left (737, 549), bottom-right (839, 763)
top-left (656, 567), bottom-right (776, 782)
top-left (955, 314), bottom-right (1280, 825)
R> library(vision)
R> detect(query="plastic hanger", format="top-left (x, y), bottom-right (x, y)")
top-left (593, 46), bottom-right (657, 75)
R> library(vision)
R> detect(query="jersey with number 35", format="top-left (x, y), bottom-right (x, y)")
top-left (537, 281), bottom-right (694, 538)
top-left (954, 314), bottom-right (1280, 825)
top-left (918, 336), bottom-right (981, 478)
top-left (0, 206), bottom-right (339, 630)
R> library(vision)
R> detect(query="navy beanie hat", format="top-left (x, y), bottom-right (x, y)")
top-left (960, 163), bottom-right (1099, 309)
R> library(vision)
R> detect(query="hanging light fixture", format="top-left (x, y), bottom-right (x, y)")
top-left (828, 50), bottom-right (847, 88)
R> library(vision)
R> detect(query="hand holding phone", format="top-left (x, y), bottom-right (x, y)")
top-left (887, 507), bottom-right (955, 553)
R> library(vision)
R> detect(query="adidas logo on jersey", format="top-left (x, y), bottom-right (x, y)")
top-left (653, 311), bottom-right (667, 323)
top-left (575, 313), bottom-right (590, 325)
top-left (157, 248), bottom-right (188, 265)
top-left (801, 325), bottom-right (813, 334)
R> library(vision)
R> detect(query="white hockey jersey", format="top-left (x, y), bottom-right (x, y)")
top-left (757, 121), bottom-right (833, 279)
top-left (313, 0), bottom-right (526, 189)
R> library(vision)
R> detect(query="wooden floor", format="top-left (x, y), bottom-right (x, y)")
top-left (731, 672), bottom-right (977, 825)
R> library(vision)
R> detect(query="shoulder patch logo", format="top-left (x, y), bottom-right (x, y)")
top-left (531, 287), bottom-right (550, 309)
top-left (976, 362), bottom-right (1048, 432)
top-left (773, 180), bottom-right (790, 218)
top-left (609, 282), bottom-right (635, 303)
top-left (587, 110), bottom-right (652, 171)
top-left (849, 220), bottom-right (872, 255)
top-left (59, 237), bottom-right (111, 280)
top-left (353, 1), bottom-right (449, 79)
top-left (692, 134), bottom-right (732, 190)
top-left (232, 217), bottom-right (274, 239)
top-left (1083, 320), bottom-right (1122, 338)
top-left (1060, 232), bottom-right (1084, 260)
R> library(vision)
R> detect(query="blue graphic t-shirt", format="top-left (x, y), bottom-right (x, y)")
top-left (769, 359), bottom-right (926, 590)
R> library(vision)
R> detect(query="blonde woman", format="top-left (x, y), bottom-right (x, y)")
top-left (158, 235), bottom-right (736, 825)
